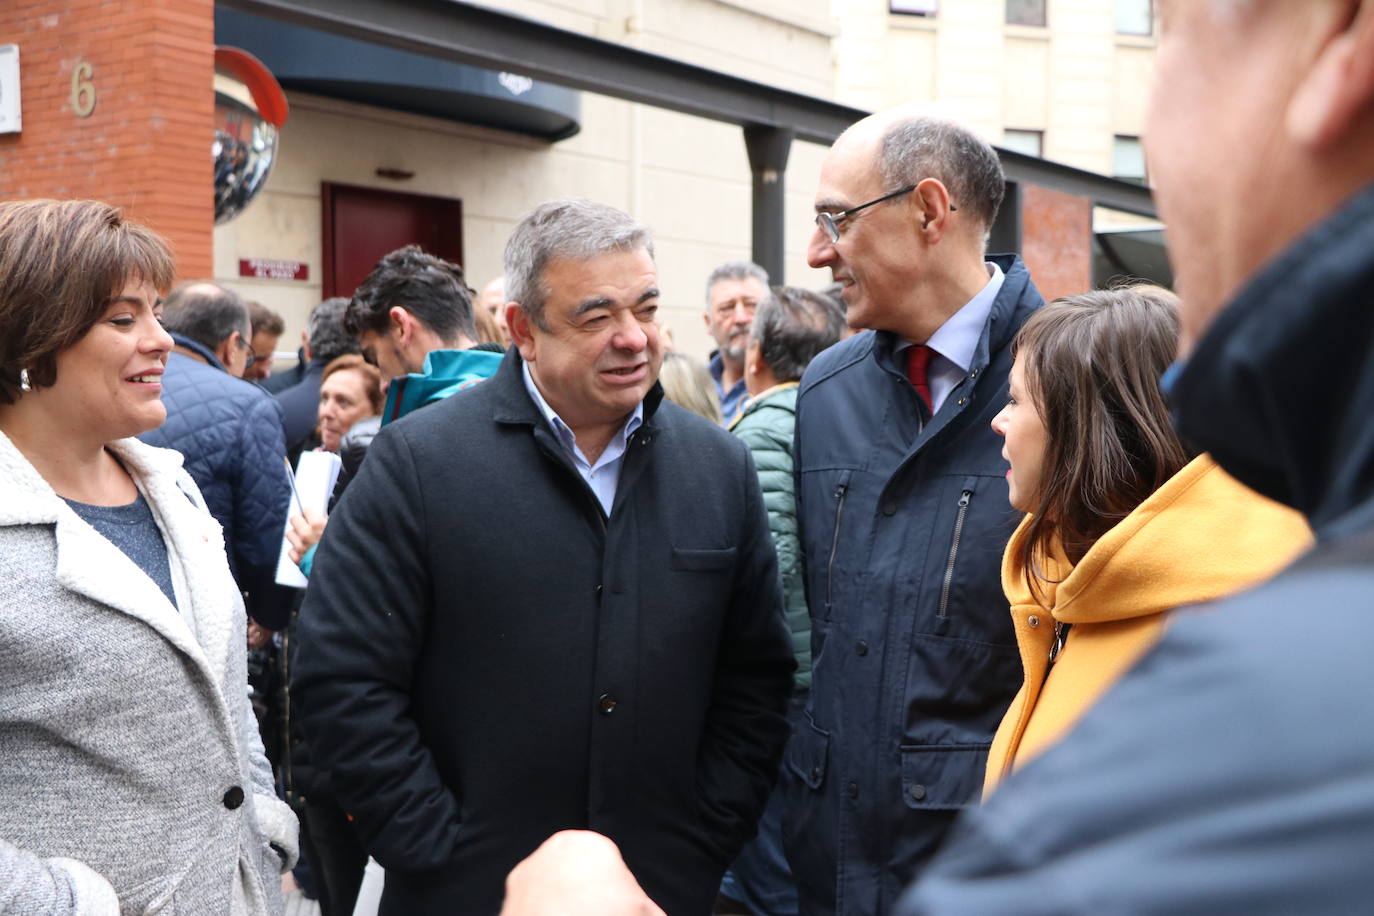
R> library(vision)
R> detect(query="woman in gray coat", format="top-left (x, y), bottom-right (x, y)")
top-left (0, 199), bottom-right (298, 914)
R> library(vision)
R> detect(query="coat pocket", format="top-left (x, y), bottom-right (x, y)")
top-left (670, 546), bottom-right (738, 571)
top-left (784, 710), bottom-right (830, 790)
top-left (898, 744), bottom-right (991, 811)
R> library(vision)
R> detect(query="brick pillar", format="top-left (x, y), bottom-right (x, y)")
top-left (0, 0), bottom-right (215, 278)
top-left (1020, 183), bottom-right (1093, 301)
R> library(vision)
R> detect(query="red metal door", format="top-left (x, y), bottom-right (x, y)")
top-left (321, 183), bottom-right (464, 300)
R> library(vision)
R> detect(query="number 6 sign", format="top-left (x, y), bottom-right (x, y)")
top-left (71, 61), bottom-right (95, 118)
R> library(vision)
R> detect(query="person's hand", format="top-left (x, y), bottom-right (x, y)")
top-left (501, 831), bottom-right (666, 916)
top-left (246, 620), bottom-right (272, 650)
top-left (286, 507), bottom-right (328, 564)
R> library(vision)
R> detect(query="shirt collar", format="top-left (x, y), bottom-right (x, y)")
top-left (897, 261), bottom-right (1005, 373)
top-left (521, 361), bottom-right (644, 459)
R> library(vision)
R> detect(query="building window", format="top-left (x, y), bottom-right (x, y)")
top-left (1113, 135), bottom-right (1147, 184)
top-left (1116, 0), bottom-right (1152, 35)
top-left (1002, 129), bottom-right (1044, 158)
top-left (1006, 0), bottom-right (1047, 27)
top-left (891, 0), bottom-right (938, 16)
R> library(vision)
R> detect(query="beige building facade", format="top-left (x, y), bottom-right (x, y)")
top-left (211, 0), bottom-right (1158, 364)
top-left (832, 0), bottom-right (1156, 180)
top-left (214, 0), bottom-right (842, 363)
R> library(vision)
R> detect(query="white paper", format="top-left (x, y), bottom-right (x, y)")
top-left (275, 450), bottom-right (343, 588)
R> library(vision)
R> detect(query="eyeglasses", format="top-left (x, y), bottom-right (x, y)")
top-left (815, 184), bottom-right (957, 244)
top-left (236, 333), bottom-right (256, 370)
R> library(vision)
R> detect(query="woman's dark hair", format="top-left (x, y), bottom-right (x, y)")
top-left (0, 199), bottom-right (175, 404)
top-left (1014, 285), bottom-right (1195, 600)
top-left (321, 354), bottom-right (384, 415)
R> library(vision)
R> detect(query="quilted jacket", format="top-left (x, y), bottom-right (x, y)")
top-left (731, 382), bottom-right (810, 689)
top-left (140, 334), bottom-right (293, 629)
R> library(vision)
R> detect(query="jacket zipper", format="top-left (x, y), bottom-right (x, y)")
top-left (937, 489), bottom-right (973, 617)
top-left (825, 479), bottom-right (849, 610)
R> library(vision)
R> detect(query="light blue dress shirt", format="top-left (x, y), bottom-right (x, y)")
top-left (896, 262), bottom-right (1006, 413)
top-left (522, 361), bottom-right (644, 516)
top-left (709, 352), bottom-right (748, 426)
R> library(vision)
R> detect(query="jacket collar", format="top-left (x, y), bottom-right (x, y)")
top-left (171, 332), bottom-right (227, 372)
top-left (1001, 455), bottom-right (1308, 624)
top-left (489, 346), bottom-right (666, 430)
top-left (730, 382), bottom-right (798, 429)
top-left (1172, 181), bottom-right (1374, 535)
top-left (871, 253), bottom-right (1037, 381)
top-left (0, 431), bottom-right (230, 683)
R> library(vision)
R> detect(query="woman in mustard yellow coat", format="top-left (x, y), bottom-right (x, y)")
top-left (983, 286), bottom-right (1310, 796)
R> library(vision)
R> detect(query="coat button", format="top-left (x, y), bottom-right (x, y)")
top-left (597, 693), bottom-right (618, 715)
top-left (1028, 615), bottom-right (1040, 627)
top-left (909, 784), bottom-right (927, 801)
top-left (223, 786), bottom-right (245, 810)
top-left (882, 502), bottom-right (897, 516)
top-left (855, 640), bottom-right (868, 656)
top-left (846, 781), bottom-right (859, 799)
top-left (810, 766), bottom-right (821, 782)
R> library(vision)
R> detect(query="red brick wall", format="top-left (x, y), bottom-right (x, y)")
top-left (1020, 183), bottom-right (1093, 302)
top-left (0, 0), bottom-right (215, 278)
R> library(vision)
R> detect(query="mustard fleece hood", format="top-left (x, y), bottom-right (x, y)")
top-left (1002, 455), bottom-right (1308, 625)
top-left (986, 454), bottom-right (1311, 795)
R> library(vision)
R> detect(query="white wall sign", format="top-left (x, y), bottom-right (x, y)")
top-left (0, 45), bottom-right (20, 134)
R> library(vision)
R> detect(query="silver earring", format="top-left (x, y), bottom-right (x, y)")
top-left (19, 368), bottom-right (31, 392)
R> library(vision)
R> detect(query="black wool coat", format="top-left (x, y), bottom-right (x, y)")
top-left (292, 352), bottom-right (795, 915)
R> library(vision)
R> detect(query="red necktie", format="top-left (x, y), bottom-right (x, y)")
top-left (907, 344), bottom-right (934, 414)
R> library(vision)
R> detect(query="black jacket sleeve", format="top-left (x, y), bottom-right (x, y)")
top-left (290, 424), bottom-right (462, 869)
top-left (695, 444), bottom-right (796, 859)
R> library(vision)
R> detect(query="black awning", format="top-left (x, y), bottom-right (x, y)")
top-left (215, 7), bottom-right (581, 141)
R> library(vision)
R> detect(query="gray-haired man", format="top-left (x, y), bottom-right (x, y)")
top-left (704, 261), bottom-right (770, 424)
top-left (293, 198), bottom-right (795, 916)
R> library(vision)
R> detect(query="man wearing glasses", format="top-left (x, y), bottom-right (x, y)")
top-left (140, 280), bottom-right (294, 631)
top-left (782, 108), bottom-right (1044, 915)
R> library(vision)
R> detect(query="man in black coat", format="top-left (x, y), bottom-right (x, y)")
top-left (292, 198), bottom-right (795, 915)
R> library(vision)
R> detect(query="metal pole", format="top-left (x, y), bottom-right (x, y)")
top-left (744, 124), bottom-right (794, 284)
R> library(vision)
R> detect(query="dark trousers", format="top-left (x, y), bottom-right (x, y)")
top-left (301, 799), bottom-right (368, 916)
top-left (720, 690), bottom-right (809, 915)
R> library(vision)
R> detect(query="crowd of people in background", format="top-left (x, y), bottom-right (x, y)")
top-left (1, 2), bottom-right (1373, 914)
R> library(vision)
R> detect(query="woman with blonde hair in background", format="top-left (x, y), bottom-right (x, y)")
top-left (657, 350), bottom-right (724, 425)
top-left (984, 286), bottom-right (1311, 794)
top-left (0, 198), bottom-right (297, 913)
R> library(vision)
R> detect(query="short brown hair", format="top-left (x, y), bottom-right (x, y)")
top-left (248, 301), bottom-right (285, 337)
top-left (1013, 285), bottom-right (1195, 600)
top-left (321, 354), bottom-right (384, 415)
top-left (0, 199), bottom-right (175, 404)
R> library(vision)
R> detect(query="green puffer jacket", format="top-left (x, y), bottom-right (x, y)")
top-left (731, 383), bottom-right (810, 689)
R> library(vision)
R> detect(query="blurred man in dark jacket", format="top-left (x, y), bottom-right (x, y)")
top-left (140, 281), bottom-right (292, 629)
top-left (293, 199), bottom-right (794, 915)
top-left (898, 3), bottom-right (1374, 912)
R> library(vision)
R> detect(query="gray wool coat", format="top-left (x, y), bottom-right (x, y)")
top-left (0, 432), bottom-right (298, 915)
